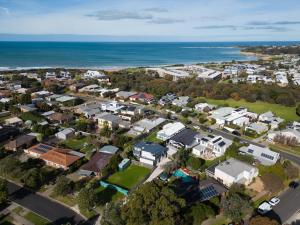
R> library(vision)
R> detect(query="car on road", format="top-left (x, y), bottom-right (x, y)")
top-left (289, 181), bottom-right (299, 189)
top-left (269, 197), bottom-right (280, 206)
top-left (258, 202), bottom-right (272, 215)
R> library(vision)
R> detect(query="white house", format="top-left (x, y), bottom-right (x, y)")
top-left (211, 158), bottom-right (258, 187)
top-left (194, 103), bottom-right (216, 112)
top-left (268, 129), bottom-right (300, 145)
top-left (55, 128), bottom-right (75, 140)
top-left (192, 134), bottom-right (232, 159)
top-left (84, 70), bottom-right (106, 79)
top-left (156, 122), bottom-right (185, 141)
top-left (239, 144), bottom-right (280, 165)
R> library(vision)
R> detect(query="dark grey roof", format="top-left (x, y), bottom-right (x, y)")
top-left (134, 141), bottom-right (166, 156)
top-left (170, 128), bottom-right (198, 146)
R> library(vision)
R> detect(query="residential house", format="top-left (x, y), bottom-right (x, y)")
top-left (96, 113), bottom-right (130, 129)
top-left (5, 117), bottom-right (23, 126)
top-left (258, 111), bottom-right (284, 129)
top-left (129, 92), bottom-right (155, 104)
top-left (115, 91), bottom-right (137, 101)
top-left (4, 134), bottom-right (36, 151)
top-left (239, 144), bottom-right (280, 165)
top-left (129, 117), bottom-right (166, 136)
top-left (245, 122), bottom-right (269, 134)
top-left (168, 128), bottom-right (200, 149)
top-left (78, 152), bottom-right (113, 176)
top-left (55, 128), bottom-right (75, 140)
top-left (192, 134), bottom-right (232, 159)
top-left (133, 141), bottom-right (167, 166)
top-left (156, 122), bottom-right (185, 141)
top-left (84, 70), bottom-right (106, 79)
top-left (48, 112), bottom-right (74, 124)
top-left (99, 145), bottom-right (119, 155)
top-left (207, 158), bottom-right (258, 187)
top-left (172, 96), bottom-right (190, 107)
top-left (194, 103), bottom-right (216, 113)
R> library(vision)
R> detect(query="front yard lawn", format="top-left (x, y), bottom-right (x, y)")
top-left (63, 136), bottom-right (94, 152)
top-left (107, 164), bottom-right (151, 189)
top-left (24, 212), bottom-right (49, 225)
top-left (95, 186), bottom-right (124, 205)
top-left (144, 131), bottom-right (163, 144)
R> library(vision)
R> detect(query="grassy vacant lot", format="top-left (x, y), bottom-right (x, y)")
top-left (206, 98), bottom-right (298, 121)
top-left (24, 212), bottom-right (49, 225)
top-left (107, 164), bottom-right (151, 189)
top-left (63, 136), bottom-right (94, 152)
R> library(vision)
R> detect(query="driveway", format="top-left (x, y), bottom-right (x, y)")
top-left (145, 146), bottom-right (176, 183)
top-left (7, 181), bottom-right (86, 225)
top-left (272, 183), bottom-right (300, 224)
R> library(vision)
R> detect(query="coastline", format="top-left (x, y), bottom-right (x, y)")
top-left (240, 50), bottom-right (273, 60)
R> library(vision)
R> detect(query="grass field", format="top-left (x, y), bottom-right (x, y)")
top-left (95, 186), bottom-right (124, 204)
top-left (107, 164), bottom-right (151, 189)
top-left (24, 212), bottom-right (49, 225)
top-left (63, 136), bottom-right (94, 152)
top-left (206, 98), bottom-right (298, 121)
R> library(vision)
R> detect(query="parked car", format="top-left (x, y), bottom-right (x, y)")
top-left (289, 181), bottom-right (299, 189)
top-left (258, 202), bottom-right (272, 215)
top-left (232, 130), bottom-right (241, 136)
top-left (269, 197), bottom-right (280, 206)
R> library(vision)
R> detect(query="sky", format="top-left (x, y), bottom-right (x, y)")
top-left (0, 0), bottom-right (300, 41)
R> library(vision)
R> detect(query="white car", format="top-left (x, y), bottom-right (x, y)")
top-left (269, 197), bottom-right (280, 206)
top-left (258, 202), bottom-right (272, 215)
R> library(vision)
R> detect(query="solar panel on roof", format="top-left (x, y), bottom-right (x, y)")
top-left (199, 185), bottom-right (219, 201)
top-left (39, 144), bottom-right (52, 150)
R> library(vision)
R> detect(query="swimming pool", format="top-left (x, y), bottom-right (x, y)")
top-left (173, 169), bottom-right (194, 182)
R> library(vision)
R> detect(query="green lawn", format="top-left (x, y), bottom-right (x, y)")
top-left (144, 131), bottom-right (163, 144)
top-left (20, 112), bottom-right (44, 122)
top-left (50, 194), bottom-right (76, 207)
top-left (63, 136), bottom-right (94, 152)
top-left (107, 164), bottom-right (151, 189)
top-left (206, 98), bottom-right (298, 121)
top-left (24, 212), bottom-right (49, 225)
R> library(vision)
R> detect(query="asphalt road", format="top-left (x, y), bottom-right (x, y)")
top-left (7, 181), bottom-right (86, 225)
top-left (272, 183), bottom-right (300, 224)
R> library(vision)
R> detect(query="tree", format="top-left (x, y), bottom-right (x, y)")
top-left (0, 178), bottom-right (8, 205)
top-left (221, 193), bottom-right (252, 222)
top-left (186, 156), bottom-right (204, 170)
top-left (101, 202), bottom-right (125, 225)
top-left (121, 181), bottom-right (186, 225)
top-left (249, 215), bottom-right (279, 225)
top-left (22, 168), bottom-right (44, 189)
top-left (185, 203), bottom-right (215, 225)
top-left (100, 122), bottom-right (112, 138)
top-left (53, 176), bottom-right (73, 196)
top-left (77, 187), bottom-right (97, 212)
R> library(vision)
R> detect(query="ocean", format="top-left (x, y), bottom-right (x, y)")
top-left (0, 41), bottom-right (299, 69)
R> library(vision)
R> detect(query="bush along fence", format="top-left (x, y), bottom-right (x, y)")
top-left (99, 180), bottom-right (129, 196)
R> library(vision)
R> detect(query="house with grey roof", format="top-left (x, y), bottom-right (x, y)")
top-left (55, 128), bottom-right (75, 140)
top-left (133, 141), bottom-right (167, 166)
top-left (129, 117), bottom-right (166, 136)
top-left (172, 96), bottom-right (191, 107)
top-left (245, 122), bottom-right (269, 134)
top-left (239, 144), bottom-right (280, 165)
top-left (168, 128), bottom-right (200, 149)
top-left (99, 145), bottom-right (119, 155)
top-left (268, 129), bottom-right (300, 145)
top-left (209, 158), bottom-right (258, 187)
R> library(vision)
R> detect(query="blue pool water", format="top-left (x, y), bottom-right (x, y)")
top-left (173, 169), bottom-right (194, 183)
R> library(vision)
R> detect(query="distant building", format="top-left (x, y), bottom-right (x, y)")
top-left (4, 134), bottom-right (36, 152)
top-left (79, 152), bottom-right (113, 176)
top-left (55, 128), bottom-right (75, 140)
